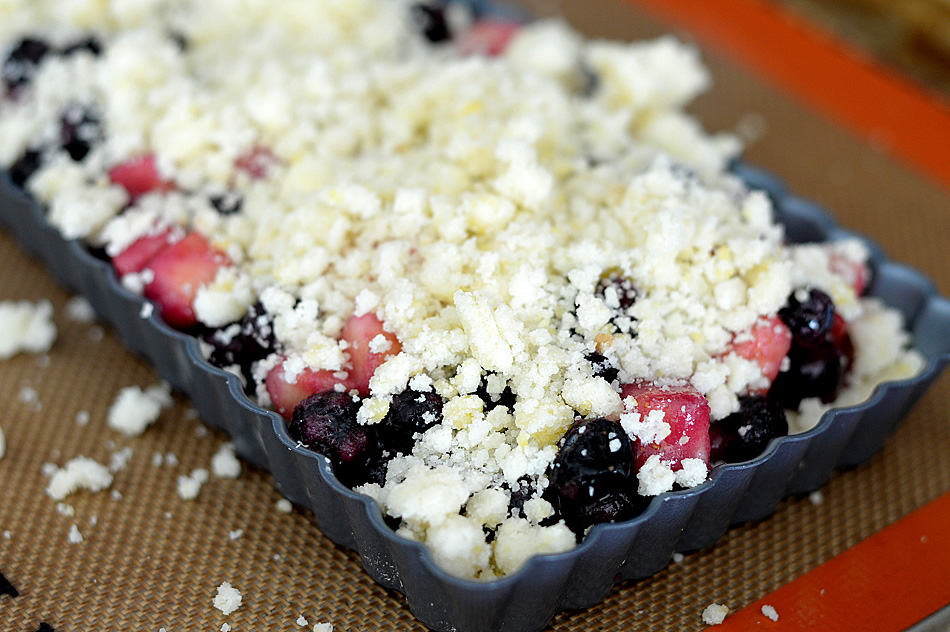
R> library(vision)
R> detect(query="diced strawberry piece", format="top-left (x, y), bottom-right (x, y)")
top-left (621, 380), bottom-right (711, 470)
top-left (108, 154), bottom-right (174, 201)
top-left (340, 313), bottom-right (402, 397)
top-left (234, 145), bottom-right (279, 180)
top-left (728, 316), bottom-right (793, 390)
top-left (143, 232), bottom-right (229, 329)
top-left (457, 19), bottom-right (521, 56)
top-left (265, 360), bottom-right (347, 419)
top-left (111, 227), bottom-right (182, 277)
top-left (829, 252), bottom-right (870, 296)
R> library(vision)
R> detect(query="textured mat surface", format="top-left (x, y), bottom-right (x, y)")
top-left (1, 2), bottom-right (949, 631)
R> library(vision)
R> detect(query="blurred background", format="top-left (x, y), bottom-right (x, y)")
top-left (774, 0), bottom-right (950, 98)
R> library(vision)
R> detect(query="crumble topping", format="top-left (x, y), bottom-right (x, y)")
top-left (46, 456), bottom-right (113, 500)
top-left (702, 603), bottom-right (729, 625)
top-left (106, 383), bottom-right (172, 436)
top-left (212, 581), bottom-right (242, 616)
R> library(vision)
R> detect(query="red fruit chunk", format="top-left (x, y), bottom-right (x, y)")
top-left (457, 20), bottom-right (521, 56)
top-left (108, 154), bottom-right (174, 201)
top-left (728, 316), bottom-right (793, 390)
top-left (340, 313), bottom-right (402, 397)
top-left (143, 232), bottom-right (229, 329)
top-left (621, 380), bottom-right (711, 470)
top-left (265, 361), bottom-right (347, 419)
top-left (111, 227), bottom-right (182, 276)
top-left (234, 145), bottom-right (279, 180)
top-left (829, 252), bottom-right (870, 296)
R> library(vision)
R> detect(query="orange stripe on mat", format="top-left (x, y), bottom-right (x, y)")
top-left (623, 0), bottom-right (950, 192)
top-left (715, 493), bottom-right (950, 630)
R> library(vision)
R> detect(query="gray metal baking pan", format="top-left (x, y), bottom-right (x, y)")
top-left (2, 159), bottom-right (948, 632)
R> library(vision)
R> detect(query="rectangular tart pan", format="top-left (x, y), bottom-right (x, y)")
top-left (2, 159), bottom-right (948, 632)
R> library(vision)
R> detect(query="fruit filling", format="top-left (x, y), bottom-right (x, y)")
top-left (0, 0), bottom-right (925, 579)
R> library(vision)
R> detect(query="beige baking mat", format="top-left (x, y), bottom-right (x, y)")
top-left (1, 2), bottom-right (949, 630)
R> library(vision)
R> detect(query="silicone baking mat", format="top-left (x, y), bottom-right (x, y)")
top-left (1, 1), bottom-right (948, 630)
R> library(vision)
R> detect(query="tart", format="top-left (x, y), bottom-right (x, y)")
top-left (1, 1), bottom-right (946, 629)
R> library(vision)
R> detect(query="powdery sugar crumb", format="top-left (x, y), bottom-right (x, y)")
top-left (211, 442), bottom-right (241, 479)
top-left (276, 499), bottom-right (293, 513)
top-left (761, 604), bottom-right (779, 622)
top-left (106, 383), bottom-right (172, 436)
top-left (0, 300), bottom-right (57, 359)
top-left (47, 456), bottom-right (113, 500)
top-left (313, 624), bottom-right (334, 632)
top-left (67, 524), bottom-right (83, 544)
top-left (177, 468), bottom-right (210, 500)
top-left (213, 581), bottom-right (242, 615)
top-left (702, 603), bottom-right (729, 625)
top-left (296, 615), bottom-right (309, 627)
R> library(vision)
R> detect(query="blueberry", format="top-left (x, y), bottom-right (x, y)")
top-left (3, 37), bottom-right (50, 94)
top-left (378, 389), bottom-right (442, 455)
top-left (202, 302), bottom-right (277, 396)
top-left (710, 395), bottom-right (788, 463)
top-left (61, 36), bottom-right (103, 57)
top-left (779, 288), bottom-right (834, 345)
top-left (596, 273), bottom-right (637, 311)
top-left (586, 352), bottom-right (618, 383)
top-left (210, 191), bottom-right (244, 215)
top-left (547, 417), bottom-right (645, 534)
top-left (410, 2), bottom-right (452, 43)
top-left (60, 105), bottom-right (103, 161)
top-left (288, 391), bottom-right (381, 487)
top-left (770, 341), bottom-right (845, 409)
top-left (8, 149), bottom-right (44, 189)
top-left (474, 373), bottom-right (516, 412)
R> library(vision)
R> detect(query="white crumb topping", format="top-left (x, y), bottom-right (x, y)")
top-left (0, 300), bottom-right (57, 359)
top-left (211, 442), bottom-right (241, 479)
top-left (106, 383), bottom-right (172, 436)
top-left (636, 454), bottom-right (676, 496)
top-left (47, 456), bottom-right (113, 500)
top-left (296, 616), bottom-right (308, 627)
top-left (212, 581), bottom-right (242, 615)
top-left (67, 524), bottom-right (84, 544)
top-left (177, 468), bottom-right (209, 500)
top-left (761, 604), bottom-right (779, 622)
top-left (702, 603), bottom-right (729, 625)
top-left (109, 446), bottom-right (134, 472)
top-left (65, 296), bottom-right (96, 323)
top-left (674, 458), bottom-right (708, 488)
top-left (276, 499), bottom-right (293, 514)
top-left (312, 624), bottom-right (334, 632)
top-left (75, 410), bottom-right (90, 426)
top-left (492, 518), bottom-right (575, 576)
top-left (809, 490), bottom-right (824, 505)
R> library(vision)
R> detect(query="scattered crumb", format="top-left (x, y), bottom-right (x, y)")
top-left (195, 424), bottom-right (208, 438)
top-left (89, 515), bottom-right (98, 526)
top-left (47, 456), bottom-right (113, 500)
top-left (56, 503), bottom-right (75, 517)
top-left (17, 385), bottom-right (38, 405)
top-left (41, 462), bottom-right (58, 477)
top-left (67, 524), bottom-right (83, 544)
top-left (211, 442), bottom-right (241, 479)
top-left (702, 603), bottom-right (729, 626)
top-left (165, 452), bottom-right (179, 467)
top-left (177, 468), bottom-right (210, 500)
top-left (313, 624), bottom-right (333, 632)
top-left (139, 302), bottom-right (154, 318)
top-left (109, 447), bottom-right (134, 472)
top-left (296, 615), bottom-right (309, 627)
top-left (228, 529), bottom-right (244, 541)
top-left (276, 499), bottom-right (293, 513)
top-left (110, 489), bottom-right (123, 501)
top-left (75, 410), bottom-right (90, 426)
top-left (672, 552), bottom-right (684, 564)
top-left (65, 296), bottom-right (96, 323)
top-left (808, 490), bottom-right (824, 505)
top-left (0, 300), bottom-right (57, 358)
top-left (87, 325), bottom-right (104, 342)
top-left (151, 452), bottom-right (164, 467)
top-left (221, 625), bottom-right (231, 632)
top-left (2, 531), bottom-right (10, 539)
top-left (213, 581), bottom-right (242, 615)
top-left (273, 554), bottom-right (281, 562)
top-left (761, 604), bottom-right (779, 622)
top-left (106, 383), bottom-right (172, 436)
top-left (0, 425), bottom-right (5, 460)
